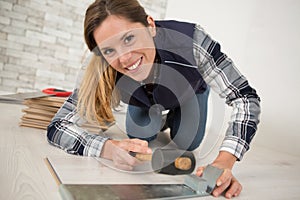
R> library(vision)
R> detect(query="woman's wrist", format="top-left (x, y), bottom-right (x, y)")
top-left (101, 139), bottom-right (118, 160)
top-left (212, 151), bottom-right (237, 169)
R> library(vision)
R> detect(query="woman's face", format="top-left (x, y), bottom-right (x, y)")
top-left (93, 15), bottom-right (156, 82)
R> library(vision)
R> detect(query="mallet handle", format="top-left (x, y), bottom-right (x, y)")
top-left (129, 152), bottom-right (152, 161)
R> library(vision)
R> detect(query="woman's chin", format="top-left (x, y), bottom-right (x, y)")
top-left (126, 71), bottom-right (150, 82)
top-left (125, 64), bottom-right (153, 82)
top-left (129, 75), bottom-right (147, 82)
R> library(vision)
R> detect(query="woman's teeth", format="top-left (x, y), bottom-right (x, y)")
top-left (127, 58), bottom-right (141, 70)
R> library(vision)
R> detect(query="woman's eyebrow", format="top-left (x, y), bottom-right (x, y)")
top-left (120, 30), bottom-right (133, 41)
top-left (99, 47), bottom-right (111, 52)
top-left (99, 31), bottom-right (133, 51)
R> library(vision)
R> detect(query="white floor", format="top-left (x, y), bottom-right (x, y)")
top-left (1, 98), bottom-right (299, 200)
top-left (116, 124), bottom-right (300, 200)
top-left (48, 124), bottom-right (300, 200)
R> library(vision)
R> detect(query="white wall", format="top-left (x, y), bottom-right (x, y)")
top-left (165, 0), bottom-right (300, 156)
top-left (0, 0), bottom-right (167, 93)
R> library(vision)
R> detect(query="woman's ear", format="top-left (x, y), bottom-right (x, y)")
top-left (147, 16), bottom-right (156, 37)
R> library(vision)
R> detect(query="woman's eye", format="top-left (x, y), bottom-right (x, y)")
top-left (103, 48), bottom-right (114, 56)
top-left (124, 35), bottom-right (135, 45)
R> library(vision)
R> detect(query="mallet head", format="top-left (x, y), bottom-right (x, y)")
top-left (151, 149), bottom-right (196, 175)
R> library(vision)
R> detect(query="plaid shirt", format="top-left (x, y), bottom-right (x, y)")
top-left (47, 24), bottom-right (260, 161)
top-left (193, 25), bottom-right (260, 160)
top-left (47, 90), bottom-right (109, 157)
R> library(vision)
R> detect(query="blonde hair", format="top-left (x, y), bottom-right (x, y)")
top-left (77, 55), bottom-right (119, 125)
top-left (78, 0), bottom-right (148, 124)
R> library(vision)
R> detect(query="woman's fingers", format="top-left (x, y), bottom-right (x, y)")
top-left (196, 165), bottom-right (242, 199)
top-left (213, 169), bottom-right (234, 197)
top-left (124, 138), bottom-right (148, 146)
top-left (112, 146), bottom-right (141, 167)
top-left (224, 177), bottom-right (242, 198)
top-left (212, 178), bottom-right (231, 197)
top-left (216, 168), bottom-right (232, 187)
top-left (196, 166), bottom-right (205, 176)
top-left (119, 139), bottom-right (152, 154)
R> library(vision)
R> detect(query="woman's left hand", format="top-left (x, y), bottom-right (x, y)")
top-left (196, 151), bottom-right (242, 199)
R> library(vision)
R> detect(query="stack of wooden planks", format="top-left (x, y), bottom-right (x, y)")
top-left (20, 96), bottom-right (109, 132)
top-left (20, 96), bottom-right (66, 130)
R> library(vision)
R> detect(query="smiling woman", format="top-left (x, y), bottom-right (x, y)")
top-left (46, 0), bottom-right (261, 198)
top-left (93, 15), bottom-right (156, 82)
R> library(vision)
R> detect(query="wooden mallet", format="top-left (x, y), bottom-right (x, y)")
top-left (130, 149), bottom-right (196, 175)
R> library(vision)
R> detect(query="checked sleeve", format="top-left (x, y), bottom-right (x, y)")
top-left (47, 89), bottom-right (109, 157)
top-left (193, 25), bottom-right (261, 161)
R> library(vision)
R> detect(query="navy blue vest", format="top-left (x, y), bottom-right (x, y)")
top-left (115, 20), bottom-right (207, 109)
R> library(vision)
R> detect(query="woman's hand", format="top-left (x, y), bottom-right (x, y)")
top-left (196, 151), bottom-right (242, 199)
top-left (101, 138), bottom-right (152, 170)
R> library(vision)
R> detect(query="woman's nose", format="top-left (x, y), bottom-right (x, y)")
top-left (118, 51), bottom-right (132, 64)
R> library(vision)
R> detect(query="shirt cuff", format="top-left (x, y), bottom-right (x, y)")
top-left (219, 135), bottom-right (250, 161)
top-left (83, 135), bottom-right (110, 157)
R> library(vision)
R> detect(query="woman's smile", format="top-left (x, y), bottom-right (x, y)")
top-left (126, 57), bottom-right (142, 71)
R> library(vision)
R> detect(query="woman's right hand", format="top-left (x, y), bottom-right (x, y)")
top-left (101, 138), bottom-right (152, 170)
